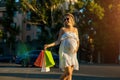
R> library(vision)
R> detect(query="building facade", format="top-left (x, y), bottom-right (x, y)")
top-left (13, 11), bottom-right (40, 42)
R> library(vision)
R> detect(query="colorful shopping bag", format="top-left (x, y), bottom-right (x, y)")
top-left (34, 50), bottom-right (44, 67)
top-left (41, 53), bottom-right (50, 72)
top-left (45, 50), bottom-right (55, 67)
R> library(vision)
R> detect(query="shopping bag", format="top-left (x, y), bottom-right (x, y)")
top-left (41, 67), bottom-right (50, 72)
top-left (41, 53), bottom-right (50, 72)
top-left (45, 50), bottom-right (55, 67)
top-left (34, 50), bottom-right (44, 67)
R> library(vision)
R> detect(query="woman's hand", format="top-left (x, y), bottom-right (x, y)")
top-left (44, 44), bottom-right (49, 50)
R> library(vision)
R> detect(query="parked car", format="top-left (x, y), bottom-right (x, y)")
top-left (0, 54), bottom-right (15, 63)
top-left (15, 50), bottom-right (59, 67)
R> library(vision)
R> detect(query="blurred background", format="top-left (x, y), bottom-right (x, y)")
top-left (0, 0), bottom-right (120, 65)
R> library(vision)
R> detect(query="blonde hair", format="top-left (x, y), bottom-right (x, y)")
top-left (64, 13), bottom-right (75, 26)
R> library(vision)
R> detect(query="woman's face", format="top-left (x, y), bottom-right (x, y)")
top-left (64, 16), bottom-right (73, 26)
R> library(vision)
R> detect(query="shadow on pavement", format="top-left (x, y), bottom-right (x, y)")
top-left (0, 73), bottom-right (120, 80)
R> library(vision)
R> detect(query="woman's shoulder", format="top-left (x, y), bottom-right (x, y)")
top-left (59, 27), bottom-right (65, 35)
top-left (74, 27), bottom-right (78, 32)
top-left (60, 27), bottom-right (65, 30)
top-left (60, 27), bottom-right (66, 32)
top-left (74, 27), bottom-right (77, 29)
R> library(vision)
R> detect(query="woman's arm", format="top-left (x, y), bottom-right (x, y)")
top-left (75, 28), bottom-right (80, 53)
top-left (44, 27), bottom-right (64, 50)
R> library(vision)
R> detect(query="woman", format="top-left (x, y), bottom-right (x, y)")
top-left (44, 13), bottom-right (79, 80)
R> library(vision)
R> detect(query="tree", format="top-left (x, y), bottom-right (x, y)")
top-left (93, 0), bottom-right (120, 63)
top-left (2, 0), bottom-right (19, 54)
top-left (20, 0), bottom-right (105, 62)
top-left (3, 0), bottom-right (19, 35)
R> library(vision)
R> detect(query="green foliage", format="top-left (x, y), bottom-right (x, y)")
top-left (20, 0), bottom-right (63, 25)
top-left (75, 1), bottom-right (84, 9)
top-left (87, 0), bottom-right (104, 19)
top-left (20, 0), bottom-right (105, 54)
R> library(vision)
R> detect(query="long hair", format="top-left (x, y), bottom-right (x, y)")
top-left (64, 13), bottom-right (75, 27)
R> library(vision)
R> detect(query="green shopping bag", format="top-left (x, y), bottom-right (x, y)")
top-left (45, 50), bottom-right (55, 67)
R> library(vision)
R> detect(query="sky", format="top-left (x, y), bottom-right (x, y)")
top-left (15, 0), bottom-right (19, 2)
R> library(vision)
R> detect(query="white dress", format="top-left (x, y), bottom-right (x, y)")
top-left (59, 32), bottom-right (79, 71)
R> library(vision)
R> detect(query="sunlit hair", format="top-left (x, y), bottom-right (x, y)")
top-left (64, 13), bottom-right (75, 26)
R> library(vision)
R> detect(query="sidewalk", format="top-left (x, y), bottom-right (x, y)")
top-left (0, 63), bottom-right (120, 80)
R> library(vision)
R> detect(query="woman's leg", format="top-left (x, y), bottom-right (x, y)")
top-left (70, 65), bottom-right (74, 80)
top-left (67, 66), bottom-right (73, 80)
top-left (64, 66), bottom-right (73, 80)
top-left (60, 65), bottom-right (74, 80)
top-left (60, 68), bottom-right (67, 80)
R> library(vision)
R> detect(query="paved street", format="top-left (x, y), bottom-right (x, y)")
top-left (0, 63), bottom-right (120, 80)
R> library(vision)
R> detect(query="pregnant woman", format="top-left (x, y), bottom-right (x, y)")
top-left (44, 13), bottom-right (80, 80)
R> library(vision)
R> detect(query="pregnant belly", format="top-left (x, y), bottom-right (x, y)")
top-left (64, 39), bottom-right (77, 53)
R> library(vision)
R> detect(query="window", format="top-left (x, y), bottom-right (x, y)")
top-left (26, 35), bottom-right (31, 42)
top-left (26, 24), bottom-right (31, 31)
top-left (26, 11), bottom-right (31, 20)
